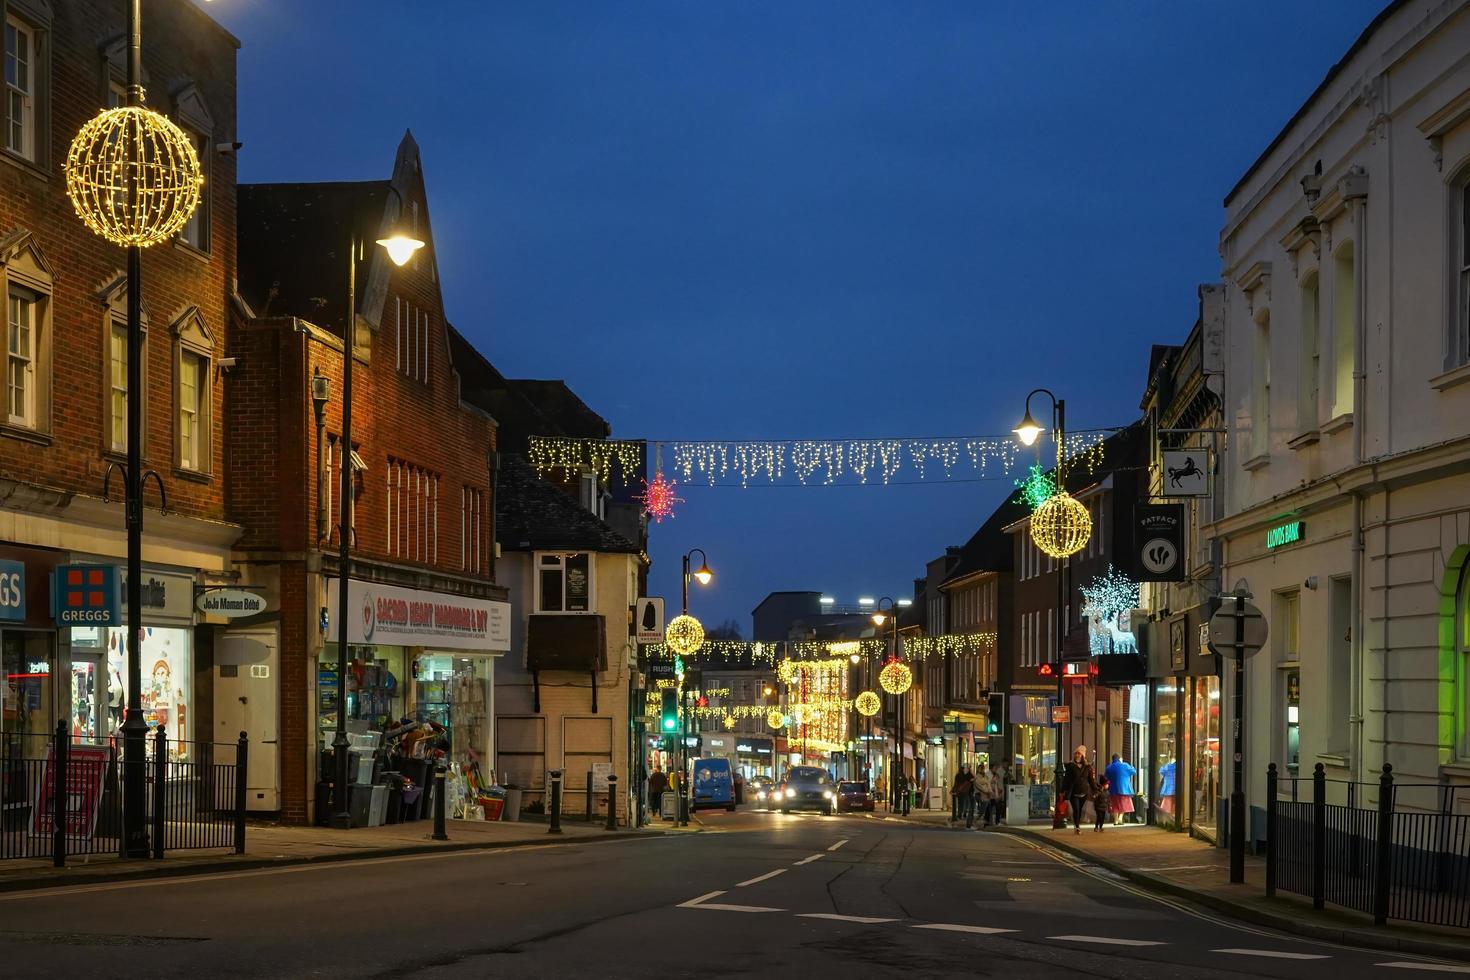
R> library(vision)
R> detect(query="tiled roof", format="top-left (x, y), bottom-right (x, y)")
top-left (496, 453), bottom-right (640, 554)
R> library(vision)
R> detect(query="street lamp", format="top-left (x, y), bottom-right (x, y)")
top-left (873, 596), bottom-right (909, 814)
top-left (675, 548), bottom-right (712, 827)
top-left (682, 548), bottom-right (713, 614)
top-left (331, 187), bottom-right (424, 830)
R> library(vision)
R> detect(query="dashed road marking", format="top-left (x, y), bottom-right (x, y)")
top-left (686, 902), bottom-right (785, 913)
top-left (736, 869), bottom-right (786, 887)
top-left (794, 854), bottom-right (824, 866)
top-left (1376, 965), bottom-right (1470, 974)
top-left (677, 890), bottom-right (727, 908)
top-left (1050, 935), bottom-right (1165, 947)
top-left (912, 923), bottom-right (1017, 936)
top-left (799, 913), bottom-right (897, 924)
top-left (1212, 949), bottom-right (1329, 960)
top-left (827, 839), bottom-right (849, 852)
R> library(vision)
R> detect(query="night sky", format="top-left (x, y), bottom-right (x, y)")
top-left (208, 0), bottom-right (1385, 633)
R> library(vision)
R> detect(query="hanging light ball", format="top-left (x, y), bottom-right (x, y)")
top-left (766, 709), bottom-right (785, 730)
top-left (65, 107), bottom-right (204, 248)
top-left (1030, 490), bottom-right (1092, 559)
top-left (664, 614), bottom-right (705, 656)
top-left (723, 714), bottom-right (737, 730)
top-left (855, 691), bottom-right (881, 717)
top-left (878, 659), bottom-right (913, 695)
top-left (777, 660), bottom-right (798, 685)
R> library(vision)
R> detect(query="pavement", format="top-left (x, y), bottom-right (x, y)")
top-left (2, 806), bottom-right (1470, 978)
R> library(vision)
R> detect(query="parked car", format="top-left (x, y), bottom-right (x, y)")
top-left (748, 776), bottom-right (776, 809)
top-left (780, 766), bottom-right (836, 815)
top-left (835, 780), bottom-right (875, 813)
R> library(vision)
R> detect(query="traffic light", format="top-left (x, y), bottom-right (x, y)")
top-left (986, 692), bottom-right (1005, 735)
top-left (660, 689), bottom-right (679, 732)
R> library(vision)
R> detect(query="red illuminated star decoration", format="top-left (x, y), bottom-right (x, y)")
top-left (638, 472), bottom-right (684, 523)
top-left (696, 695), bottom-right (709, 708)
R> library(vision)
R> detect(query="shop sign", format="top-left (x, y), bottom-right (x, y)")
top-left (0, 559), bottom-right (23, 621)
top-left (1050, 705), bottom-right (1071, 724)
top-left (591, 762), bottom-right (614, 791)
top-left (195, 588), bottom-right (269, 618)
top-left (1133, 504), bottom-right (1186, 582)
top-left (1010, 694), bottom-right (1053, 726)
top-left (1265, 520), bottom-right (1304, 550)
top-left (326, 578), bottom-right (511, 651)
top-left (119, 569), bottom-right (196, 623)
top-left (30, 743), bottom-right (110, 839)
top-left (1161, 449), bottom-right (1210, 497)
top-left (53, 565), bottom-right (121, 626)
top-left (1170, 618), bottom-right (1187, 671)
top-left (635, 597), bottom-right (664, 645)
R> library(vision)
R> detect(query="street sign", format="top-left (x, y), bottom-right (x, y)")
top-left (1134, 504), bottom-right (1186, 582)
top-left (1162, 449), bottom-right (1209, 497)
top-left (1207, 596), bottom-right (1268, 659)
top-left (635, 597), bottom-right (664, 644)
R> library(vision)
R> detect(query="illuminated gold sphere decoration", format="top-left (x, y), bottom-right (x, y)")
top-left (65, 107), bottom-right (204, 248)
top-left (664, 614), bottom-right (705, 656)
top-left (767, 709), bottom-right (785, 730)
top-left (855, 691), bottom-right (881, 717)
top-left (878, 659), bottom-right (913, 695)
top-left (777, 660), bottom-right (798, 685)
top-left (1030, 491), bottom-right (1092, 559)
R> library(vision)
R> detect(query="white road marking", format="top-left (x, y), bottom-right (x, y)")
top-left (1050, 935), bottom-right (1165, 947)
top-left (1376, 965), bottom-right (1470, 974)
top-left (1136, 865), bottom-right (1215, 872)
top-left (678, 890), bottom-right (727, 908)
top-left (1212, 949), bottom-right (1329, 961)
top-left (799, 913), bottom-right (897, 924)
top-left (684, 902), bottom-right (785, 913)
top-left (794, 853), bottom-right (824, 865)
top-left (827, 839), bottom-right (849, 852)
top-left (736, 869), bottom-right (787, 887)
top-left (912, 923), bottom-right (1017, 936)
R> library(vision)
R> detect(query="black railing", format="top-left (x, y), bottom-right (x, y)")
top-left (0, 722), bottom-right (248, 866)
top-left (1266, 762), bottom-right (1470, 928)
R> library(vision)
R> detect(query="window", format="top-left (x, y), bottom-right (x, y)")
top-left (6, 286), bottom-right (33, 425)
top-left (4, 16), bottom-right (34, 160)
top-left (1, 232), bottom-right (51, 437)
top-left (178, 129), bottom-right (208, 249)
top-left (107, 318), bottom-right (149, 452)
top-left (1331, 242), bottom-right (1355, 417)
top-left (1459, 178), bottom-right (1470, 367)
top-left (1276, 591), bottom-right (1301, 776)
top-left (170, 307), bottom-right (213, 473)
top-left (461, 486), bottom-right (486, 574)
top-left (387, 457), bottom-right (439, 563)
top-left (394, 298), bottom-right (429, 384)
top-left (536, 553), bottom-right (592, 613)
top-left (178, 351), bottom-right (203, 468)
top-left (1299, 275), bottom-right (1320, 429)
top-left (106, 79), bottom-right (124, 109)
top-left (1251, 310), bottom-right (1271, 459)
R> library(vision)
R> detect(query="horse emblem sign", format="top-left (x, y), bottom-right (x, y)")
top-left (1162, 449), bottom-right (1209, 497)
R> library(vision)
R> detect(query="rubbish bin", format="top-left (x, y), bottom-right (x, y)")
top-left (1006, 784), bottom-right (1029, 826)
top-left (503, 787), bottom-right (522, 821)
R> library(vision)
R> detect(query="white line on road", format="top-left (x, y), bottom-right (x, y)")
top-left (794, 854), bottom-right (824, 865)
top-left (1376, 964), bottom-right (1470, 974)
top-left (736, 869), bottom-right (787, 887)
top-left (912, 923), bottom-right (1017, 936)
top-left (827, 839), bottom-right (849, 852)
top-left (678, 890), bottom-right (727, 908)
top-left (799, 913), bottom-right (897, 924)
top-left (1211, 949), bottom-right (1330, 960)
top-left (1050, 935), bottom-right (1165, 947)
top-left (684, 903), bottom-right (785, 913)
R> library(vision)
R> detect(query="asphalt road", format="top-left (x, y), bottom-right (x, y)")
top-left (0, 808), bottom-right (1466, 978)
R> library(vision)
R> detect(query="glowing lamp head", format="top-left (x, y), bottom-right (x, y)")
top-left (870, 612), bottom-right (886, 627)
top-left (1013, 408), bottom-right (1045, 447)
top-left (376, 233), bottom-right (425, 267)
top-left (693, 563), bottom-right (713, 586)
top-left (849, 653), bottom-right (861, 664)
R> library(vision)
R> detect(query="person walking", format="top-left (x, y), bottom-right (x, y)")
top-left (987, 764), bottom-right (1005, 826)
top-left (1060, 747), bottom-right (1098, 835)
top-left (647, 767), bottom-right (668, 820)
top-left (951, 766), bottom-right (974, 827)
top-left (951, 764), bottom-right (965, 822)
top-left (1093, 773), bottom-right (1109, 832)
top-left (1104, 753), bottom-right (1137, 826)
top-left (974, 763), bottom-right (993, 828)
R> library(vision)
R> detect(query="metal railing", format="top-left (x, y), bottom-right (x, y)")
top-left (0, 722), bottom-right (248, 866)
top-left (1267, 762), bottom-right (1470, 928)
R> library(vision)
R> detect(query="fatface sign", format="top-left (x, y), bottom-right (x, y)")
top-left (326, 578), bottom-right (510, 651)
top-left (1133, 504), bottom-right (1186, 582)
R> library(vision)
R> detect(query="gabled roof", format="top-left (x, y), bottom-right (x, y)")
top-left (496, 453), bottom-right (640, 555)
top-left (939, 491), bottom-right (1030, 587)
top-left (507, 381), bottom-right (610, 441)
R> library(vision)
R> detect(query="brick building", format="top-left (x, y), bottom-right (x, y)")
top-left (233, 133), bottom-right (509, 823)
top-left (0, 1), bottom-right (240, 761)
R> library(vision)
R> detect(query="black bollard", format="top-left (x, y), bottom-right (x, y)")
top-left (432, 762), bottom-right (449, 841)
top-left (548, 770), bottom-right (563, 834)
top-left (606, 775), bottom-right (619, 831)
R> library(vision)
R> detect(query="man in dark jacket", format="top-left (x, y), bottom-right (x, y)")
top-left (648, 768), bottom-right (669, 820)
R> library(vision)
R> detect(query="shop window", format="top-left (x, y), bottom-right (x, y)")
top-left (1190, 677), bottom-right (1220, 833)
top-left (0, 229), bottom-right (51, 439)
top-left (536, 553), bottom-right (592, 613)
top-left (1153, 679), bottom-right (1180, 827)
top-left (1276, 590), bottom-right (1301, 777)
top-left (170, 307), bottom-right (213, 474)
top-left (91, 624), bottom-right (192, 759)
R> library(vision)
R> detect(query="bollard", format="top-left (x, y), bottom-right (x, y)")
top-left (585, 770), bottom-right (594, 823)
top-left (548, 770), bottom-right (563, 834)
top-left (1265, 763), bottom-right (1278, 897)
top-left (152, 728), bottom-right (167, 859)
top-left (52, 720), bottom-right (67, 869)
top-left (432, 761), bottom-right (449, 841)
top-left (606, 775), bottom-right (619, 831)
top-left (235, 732), bottom-right (249, 854)
top-left (1373, 764), bottom-right (1394, 926)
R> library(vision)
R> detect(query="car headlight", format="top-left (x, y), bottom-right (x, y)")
top-left (785, 788), bottom-right (795, 799)
top-left (825, 791), bottom-right (835, 800)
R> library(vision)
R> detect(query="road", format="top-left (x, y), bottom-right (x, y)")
top-left (0, 807), bottom-right (1465, 978)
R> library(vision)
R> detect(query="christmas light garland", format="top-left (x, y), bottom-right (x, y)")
top-left (903, 632), bottom-right (997, 659)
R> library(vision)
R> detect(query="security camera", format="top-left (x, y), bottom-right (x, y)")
top-left (216, 141), bottom-right (243, 155)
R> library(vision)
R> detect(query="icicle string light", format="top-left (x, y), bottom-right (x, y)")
top-left (903, 632), bottom-right (997, 659)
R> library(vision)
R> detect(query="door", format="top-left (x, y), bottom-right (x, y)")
top-left (215, 627), bottom-right (280, 811)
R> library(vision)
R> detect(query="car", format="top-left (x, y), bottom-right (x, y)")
top-left (748, 776), bottom-right (776, 810)
top-left (690, 757), bottom-right (736, 812)
top-left (835, 780), bottom-right (875, 813)
top-left (779, 766), bottom-right (837, 815)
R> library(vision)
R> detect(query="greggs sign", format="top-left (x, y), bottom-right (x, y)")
top-left (326, 579), bottom-right (510, 651)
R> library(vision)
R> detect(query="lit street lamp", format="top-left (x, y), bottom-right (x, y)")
top-left (675, 549), bottom-right (713, 827)
top-left (873, 596), bottom-right (909, 815)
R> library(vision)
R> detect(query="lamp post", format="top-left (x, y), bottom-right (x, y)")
top-left (675, 549), bottom-right (712, 827)
top-left (1015, 389), bottom-right (1068, 803)
top-left (330, 188), bottom-right (424, 830)
top-left (873, 597), bottom-right (904, 814)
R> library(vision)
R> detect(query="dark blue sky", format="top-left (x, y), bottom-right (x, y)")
top-left (211, 0), bottom-right (1384, 633)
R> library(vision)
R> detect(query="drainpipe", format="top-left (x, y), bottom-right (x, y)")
top-left (488, 450), bottom-right (500, 580)
top-left (1349, 184), bottom-right (1368, 785)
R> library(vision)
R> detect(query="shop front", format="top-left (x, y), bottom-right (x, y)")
top-left (1147, 610), bottom-right (1221, 838)
top-left (1010, 692), bottom-right (1057, 818)
top-left (734, 735), bottom-right (773, 779)
top-left (0, 545), bottom-right (64, 749)
top-left (322, 578), bottom-right (510, 824)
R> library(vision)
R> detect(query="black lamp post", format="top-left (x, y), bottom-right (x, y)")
top-left (330, 187), bottom-right (424, 829)
top-left (674, 548), bottom-right (712, 827)
top-left (872, 597), bottom-right (905, 814)
top-left (1014, 388), bottom-right (1068, 801)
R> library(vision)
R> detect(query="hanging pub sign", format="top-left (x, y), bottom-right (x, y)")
top-left (1161, 449), bottom-right (1209, 497)
top-left (1133, 504), bottom-right (1186, 582)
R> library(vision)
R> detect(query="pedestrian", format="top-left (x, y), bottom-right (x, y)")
top-left (951, 766), bottom-right (974, 827)
top-left (648, 767), bottom-right (668, 819)
top-left (987, 765), bottom-right (1005, 826)
top-left (951, 764), bottom-right (965, 821)
top-left (1060, 747), bottom-right (1098, 836)
top-left (1093, 773), bottom-right (1109, 832)
top-left (1104, 753), bottom-right (1137, 826)
top-left (974, 763), bottom-right (993, 828)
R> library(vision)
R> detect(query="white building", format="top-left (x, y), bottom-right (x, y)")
top-left (1214, 0), bottom-right (1470, 828)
